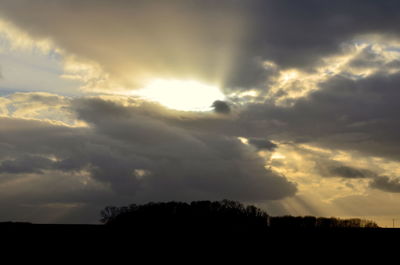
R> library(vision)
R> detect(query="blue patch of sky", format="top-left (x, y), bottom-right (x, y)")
top-left (0, 35), bottom-right (83, 97)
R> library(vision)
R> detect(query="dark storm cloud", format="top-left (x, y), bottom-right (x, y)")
top-left (0, 99), bottom-right (297, 209)
top-left (248, 138), bottom-right (277, 151)
top-left (212, 100), bottom-right (230, 114)
top-left (370, 176), bottom-right (400, 193)
top-left (73, 98), bottom-right (297, 201)
top-left (230, 72), bottom-right (400, 160)
top-left (328, 166), bottom-right (376, 179)
top-left (147, 69), bottom-right (400, 175)
top-left (0, 155), bottom-right (54, 174)
top-left (2, 1), bottom-right (400, 90)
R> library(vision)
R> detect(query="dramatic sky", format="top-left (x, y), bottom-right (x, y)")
top-left (0, 0), bottom-right (400, 226)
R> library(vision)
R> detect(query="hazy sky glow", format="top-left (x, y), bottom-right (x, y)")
top-left (1, 0), bottom-right (400, 226)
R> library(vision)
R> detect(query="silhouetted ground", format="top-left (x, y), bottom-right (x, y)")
top-left (2, 221), bottom-right (400, 242)
top-left (1, 200), bottom-right (398, 258)
top-left (1, 222), bottom-right (399, 261)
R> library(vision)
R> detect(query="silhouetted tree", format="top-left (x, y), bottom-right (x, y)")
top-left (100, 206), bottom-right (120, 224)
top-left (100, 200), bottom-right (379, 233)
top-left (100, 200), bottom-right (270, 234)
top-left (269, 216), bottom-right (378, 228)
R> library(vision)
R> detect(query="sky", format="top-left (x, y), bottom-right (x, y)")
top-left (0, 0), bottom-right (400, 226)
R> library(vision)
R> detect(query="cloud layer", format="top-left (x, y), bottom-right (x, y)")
top-left (0, 96), bottom-right (297, 222)
top-left (2, 0), bottom-right (400, 91)
top-left (1, 1), bottom-right (400, 225)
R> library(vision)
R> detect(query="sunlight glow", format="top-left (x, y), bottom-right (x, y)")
top-left (133, 79), bottom-right (225, 111)
top-left (237, 137), bottom-right (249, 145)
top-left (280, 69), bottom-right (299, 83)
top-left (271, 152), bottom-right (286, 160)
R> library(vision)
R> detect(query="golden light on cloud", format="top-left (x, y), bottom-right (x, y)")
top-left (237, 137), bottom-right (249, 145)
top-left (132, 79), bottom-right (225, 111)
top-left (271, 152), bottom-right (286, 160)
top-left (280, 69), bottom-right (299, 83)
top-left (0, 19), bottom-right (54, 52)
top-left (265, 37), bottom-right (400, 106)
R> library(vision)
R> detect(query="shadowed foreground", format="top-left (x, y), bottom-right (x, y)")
top-left (1, 200), bottom-right (398, 255)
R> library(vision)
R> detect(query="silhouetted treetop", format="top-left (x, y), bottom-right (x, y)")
top-left (100, 200), bottom-right (270, 232)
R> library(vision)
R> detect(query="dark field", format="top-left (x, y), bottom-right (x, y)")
top-left (2, 200), bottom-right (398, 257)
top-left (1, 222), bottom-right (398, 262)
top-left (2, 222), bottom-right (399, 245)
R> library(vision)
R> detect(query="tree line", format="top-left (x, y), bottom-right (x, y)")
top-left (100, 200), bottom-right (378, 230)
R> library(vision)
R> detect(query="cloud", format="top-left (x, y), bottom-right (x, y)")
top-left (0, 155), bottom-right (55, 174)
top-left (2, 1), bottom-right (400, 92)
top-left (212, 100), bottom-right (230, 114)
top-left (347, 45), bottom-right (400, 71)
top-left (0, 97), bottom-right (10, 115)
top-left (150, 71), bottom-right (400, 169)
top-left (0, 95), bottom-right (297, 222)
top-left (0, 92), bottom-right (79, 125)
top-left (72, 98), bottom-right (297, 201)
top-left (370, 176), bottom-right (400, 193)
top-left (228, 71), bottom-right (400, 161)
top-left (248, 138), bottom-right (277, 151)
top-left (328, 166), bottom-right (376, 179)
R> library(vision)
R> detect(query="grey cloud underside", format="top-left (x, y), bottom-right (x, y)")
top-left (313, 160), bottom-right (399, 194)
top-left (164, 71), bottom-right (400, 162)
top-left (328, 166), bottom-right (375, 179)
top-left (314, 159), bottom-right (377, 179)
top-left (248, 138), bottom-right (277, 151)
top-left (0, 100), bottom-right (297, 207)
top-left (297, 150), bottom-right (400, 193)
top-left (0, 155), bottom-right (55, 174)
top-left (212, 100), bottom-right (231, 114)
top-left (370, 176), bottom-right (400, 193)
top-left (261, 72), bottom-right (400, 160)
top-left (2, 1), bottom-right (400, 90)
top-left (138, 68), bottom-right (400, 192)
